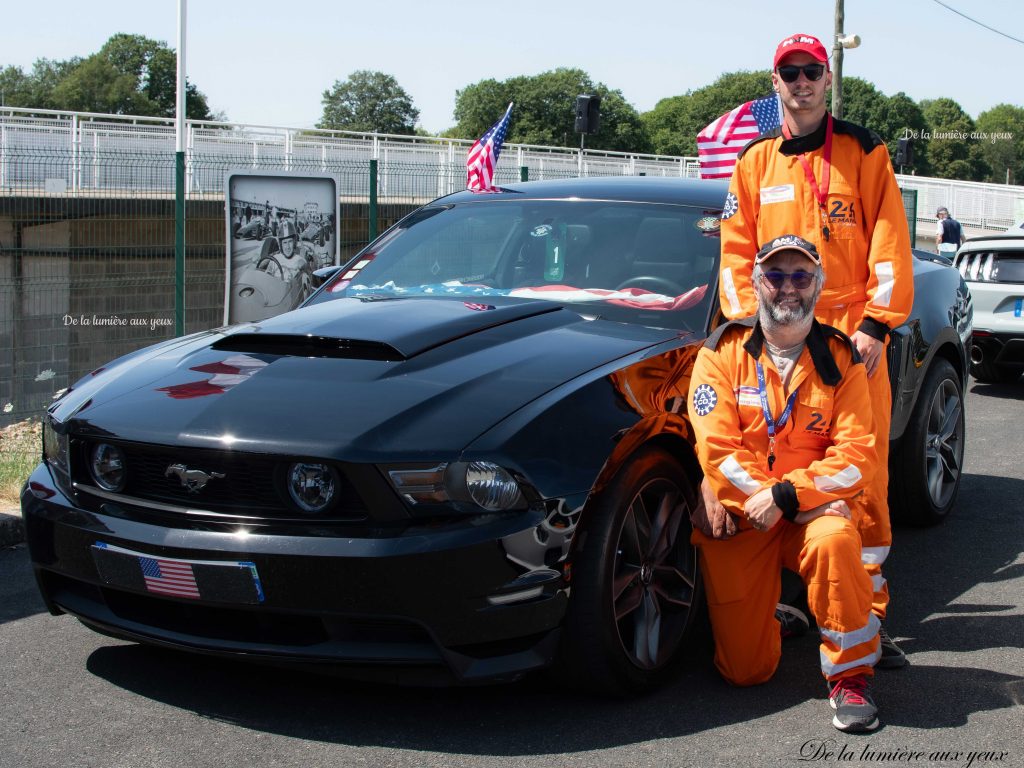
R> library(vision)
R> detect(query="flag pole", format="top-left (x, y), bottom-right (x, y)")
top-left (174, 0), bottom-right (187, 337)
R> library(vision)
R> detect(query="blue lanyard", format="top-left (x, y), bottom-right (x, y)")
top-left (756, 361), bottom-right (798, 471)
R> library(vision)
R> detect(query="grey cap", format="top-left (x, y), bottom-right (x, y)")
top-left (754, 234), bottom-right (822, 266)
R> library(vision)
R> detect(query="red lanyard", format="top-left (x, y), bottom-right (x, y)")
top-left (782, 114), bottom-right (833, 241)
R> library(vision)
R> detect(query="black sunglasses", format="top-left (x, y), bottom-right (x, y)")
top-left (761, 270), bottom-right (817, 290)
top-left (777, 63), bottom-right (826, 83)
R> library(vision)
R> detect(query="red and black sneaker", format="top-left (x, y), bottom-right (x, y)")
top-left (828, 674), bottom-right (880, 732)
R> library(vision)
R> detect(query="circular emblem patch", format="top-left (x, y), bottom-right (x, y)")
top-left (721, 193), bottom-right (738, 220)
top-left (692, 384), bottom-right (718, 416)
top-left (695, 215), bottom-right (721, 233)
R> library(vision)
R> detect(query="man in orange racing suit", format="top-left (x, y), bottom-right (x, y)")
top-left (690, 234), bottom-right (881, 732)
top-left (715, 33), bottom-right (914, 668)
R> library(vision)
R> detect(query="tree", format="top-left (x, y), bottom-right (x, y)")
top-left (921, 98), bottom-right (989, 181)
top-left (835, 77), bottom-right (930, 174)
top-left (975, 104), bottom-right (1024, 185)
top-left (453, 68), bottom-right (650, 153)
top-left (318, 71), bottom-right (419, 134)
top-left (641, 71), bottom-right (773, 156)
top-left (0, 34), bottom-right (214, 119)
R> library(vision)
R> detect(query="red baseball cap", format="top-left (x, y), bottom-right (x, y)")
top-left (773, 33), bottom-right (829, 69)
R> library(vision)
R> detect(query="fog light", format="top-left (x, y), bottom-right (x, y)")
top-left (89, 443), bottom-right (126, 492)
top-left (287, 462), bottom-right (338, 513)
top-left (465, 462), bottom-right (522, 511)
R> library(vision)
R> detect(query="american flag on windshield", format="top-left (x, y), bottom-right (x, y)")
top-left (697, 94), bottom-right (782, 179)
top-left (467, 103), bottom-right (513, 193)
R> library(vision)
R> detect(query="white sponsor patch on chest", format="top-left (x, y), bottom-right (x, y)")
top-left (759, 184), bottom-right (795, 205)
top-left (736, 385), bottom-right (761, 407)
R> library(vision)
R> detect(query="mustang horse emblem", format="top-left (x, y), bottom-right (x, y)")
top-left (165, 464), bottom-right (226, 493)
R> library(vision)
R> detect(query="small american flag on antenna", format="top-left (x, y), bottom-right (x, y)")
top-left (697, 94), bottom-right (782, 179)
top-left (467, 103), bottom-right (513, 192)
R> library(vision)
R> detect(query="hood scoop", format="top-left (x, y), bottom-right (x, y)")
top-left (211, 333), bottom-right (404, 361)
top-left (216, 297), bottom-right (569, 359)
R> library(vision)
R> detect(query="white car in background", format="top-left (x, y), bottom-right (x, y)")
top-left (954, 223), bottom-right (1024, 382)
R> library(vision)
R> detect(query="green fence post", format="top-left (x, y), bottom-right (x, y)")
top-left (369, 159), bottom-right (378, 242)
top-left (520, 166), bottom-right (529, 182)
top-left (900, 187), bottom-right (918, 247)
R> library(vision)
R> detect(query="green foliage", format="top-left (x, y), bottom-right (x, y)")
top-left (835, 78), bottom-right (931, 173)
top-left (975, 104), bottom-right (1024, 184)
top-left (318, 70), bottom-right (419, 134)
top-left (920, 98), bottom-right (989, 181)
top-left (0, 34), bottom-right (213, 119)
top-left (642, 71), bottom-right (773, 155)
top-left (453, 68), bottom-right (650, 153)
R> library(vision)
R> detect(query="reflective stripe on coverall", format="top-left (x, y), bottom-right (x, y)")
top-left (688, 318), bottom-right (880, 685)
top-left (718, 118), bottom-right (914, 619)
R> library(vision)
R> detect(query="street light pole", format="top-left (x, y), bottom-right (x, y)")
top-left (174, 0), bottom-right (187, 337)
top-left (833, 0), bottom-right (845, 119)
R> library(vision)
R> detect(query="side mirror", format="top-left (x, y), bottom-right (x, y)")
top-left (312, 265), bottom-right (344, 287)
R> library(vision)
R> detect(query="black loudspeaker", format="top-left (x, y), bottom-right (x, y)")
top-left (895, 137), bottom-right (913, 167)
top-left (574, 95), bottom-right (601, 134)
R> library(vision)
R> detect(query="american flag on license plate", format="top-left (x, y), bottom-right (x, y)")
top-left (466, 103), bottom-right (513, 193)
top-left (697, 95), bottom-right (782, 179)
top-left (139, 555), bottom-right (201, 599)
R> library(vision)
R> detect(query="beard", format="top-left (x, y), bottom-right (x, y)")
top-left (758, 289), bottom-right (816, 330)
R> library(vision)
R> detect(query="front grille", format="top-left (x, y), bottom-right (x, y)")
top-left (72, 439), bottom-right (369, 520)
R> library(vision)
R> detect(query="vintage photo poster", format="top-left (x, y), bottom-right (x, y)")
top-left (224, 171), bottom-right (341, 324)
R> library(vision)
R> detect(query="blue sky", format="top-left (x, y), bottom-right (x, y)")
top-left (4, 0), bottom-right (1022, 136)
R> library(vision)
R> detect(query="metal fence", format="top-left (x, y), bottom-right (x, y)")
top-left (4, 105), bottom-right (1024, 427)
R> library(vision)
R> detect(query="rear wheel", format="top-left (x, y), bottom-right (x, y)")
top-left (558, 446), bottom-right (702, 693)
top-left (890, 358), bottom-right (965, 526)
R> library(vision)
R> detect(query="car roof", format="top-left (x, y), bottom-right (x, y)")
top-left (436, 176), bottom-right (731, 208)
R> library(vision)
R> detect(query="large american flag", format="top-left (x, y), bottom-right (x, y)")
top-left (466, 103), bottom-right (513, 193)
top-left (697, 95), bottom-right (782, 179)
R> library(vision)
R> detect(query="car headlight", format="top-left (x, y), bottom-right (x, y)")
top-left (385, 461), bottom-right (526, 513)
top-left (88, 442), bottom-right (126, 492)
top-left (465, 462), bottom-right (522, 511)
top-left (42, 416), bottom-right (69, 477)
top-left (287, 462), bottom-right (339, 514)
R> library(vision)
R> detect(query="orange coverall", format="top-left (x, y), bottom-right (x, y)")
top-left (689, 318), bottom-right (880, 686)
top-left (718, 118), bottom-right (914, 619)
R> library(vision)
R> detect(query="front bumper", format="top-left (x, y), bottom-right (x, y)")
top-left (21, 464), bottom-right (570, 684)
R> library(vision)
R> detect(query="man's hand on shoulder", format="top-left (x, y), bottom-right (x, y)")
top-left (691, 477), bottom-right (738, 539)
top-left (850, 330), bottom-right (884, 377)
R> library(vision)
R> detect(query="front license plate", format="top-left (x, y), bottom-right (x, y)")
top-left (91, 541), bottom-right (265, 604)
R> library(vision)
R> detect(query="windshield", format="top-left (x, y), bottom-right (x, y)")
top-left (310, 199), bottom-right (721, 331)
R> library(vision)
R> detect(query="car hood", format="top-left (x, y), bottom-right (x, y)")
top-left (57, 297), bottom-right (684, 461)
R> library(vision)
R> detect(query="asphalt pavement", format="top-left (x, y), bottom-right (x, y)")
top-left (1, 379), bottom-right (1022, 768)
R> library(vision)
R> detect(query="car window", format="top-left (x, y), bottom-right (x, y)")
top-left (311, 200), bottom-right (721, 331)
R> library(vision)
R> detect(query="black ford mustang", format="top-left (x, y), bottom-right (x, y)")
top-left (21, 177), bottom-right (972, 692)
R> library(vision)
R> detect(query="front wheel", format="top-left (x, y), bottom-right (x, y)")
top-left (889, 358), bottom-right (965, 526)
top-left (558, 446), bottom-right (702, 693)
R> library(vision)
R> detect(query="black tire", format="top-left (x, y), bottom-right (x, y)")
top-left (889, 358), bottom-right (965, 526)
top-left (970, 359), bottom-right (1023, 384)
top-left (558, 446), bottom-right (702, 694)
